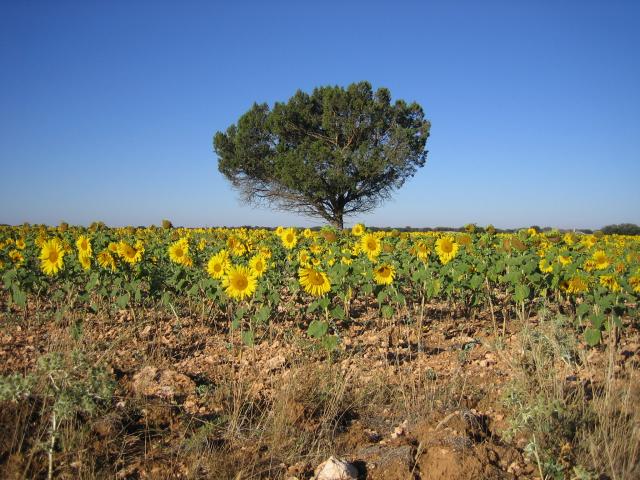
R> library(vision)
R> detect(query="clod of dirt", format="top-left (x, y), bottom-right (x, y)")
top-left (313, 456), bottom-right (359, 480)
top-left (131, 366), bottom-right (195, 400)
top-left (356, 444), bottom-right (415, 480)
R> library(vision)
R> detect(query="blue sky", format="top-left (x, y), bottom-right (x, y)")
top-left (1, 0), bottom-right (639, 229)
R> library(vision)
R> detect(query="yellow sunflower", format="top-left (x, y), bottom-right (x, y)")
top-left (414, 241), bottom-right (430, 261)
top-left (39, 238), bottom-right (65, 275)
top-left (15, 238), bottom-right (26, 250)
top-left (599, 275), bottom-right (620, 292)
top-left (117, 241), bottom-right (143, 264)
top-left (9, 249), bottom-right (24, 266)
top-left (222, 265), bottom-right (257, 300)
top-left (76, 235), bottom-right (92, 257)
top-left (539, 258), bottom-right (553, 274)
top-left (351, 223), bottom-right (365, 236)
top-left (298, 266), bottom-right (331, 297)
top-left (564, 277), bottom-right (588, 295)
top-left (168, 238), bottom-right (192, 266)
top-left (298, 249), bottom-right (311, 266)
top-left (591, 251), bottom-right (610, 270)
top-left (360, 233), bottom-right (381, 260)
top-left (249, 253), bottom-right (268, 277)
top-left (373, 264), bottom-right (395, 285)
top-left (435, 236), bottom-right (459, 264)
top-left (79, 253), bottom-right (91, 271)
top-left (281, 228), bottom-right (298, 250)
top-left (207, 250), bottom-right (229, 279)
top-left (97, 250), bottom-right (116, 271)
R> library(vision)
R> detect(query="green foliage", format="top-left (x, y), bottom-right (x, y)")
top-left (601, 223), bottom-right (640, 235)
top-left (214, 81), bottom-right (431, 228)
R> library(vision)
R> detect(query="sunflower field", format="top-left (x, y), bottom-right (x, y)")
top-left (1, 224), bottom-right (639, 347)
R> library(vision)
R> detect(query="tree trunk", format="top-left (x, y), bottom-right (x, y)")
top-left (331, 212), bottom-right (344, 230)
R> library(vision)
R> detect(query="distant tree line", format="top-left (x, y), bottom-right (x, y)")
top-left (3, 222), bottom-right (638, 235)
top-left (601, 223), bottom-right (640, 235)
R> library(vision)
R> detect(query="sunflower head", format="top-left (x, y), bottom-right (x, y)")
top-left (373, 264), bottom-right (395, 285)
top-left (361, 233), bottom-right (381, 259)
top-left (207, 251), bottom-right (230, 279)
top-left (281, 228), bottom-right (298, 250)
top-left (298, 266), bottom-right (331, 297)
top-left (39, 238), bottom-right (65, 275)
top-left (222, 265), bottom-right (258, 300)
top-left (435, 236), bottom-right (459, 265)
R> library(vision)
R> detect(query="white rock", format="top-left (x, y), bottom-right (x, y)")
top-left (314, 456), bottom-right (358, 480)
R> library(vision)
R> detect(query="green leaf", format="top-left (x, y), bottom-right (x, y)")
top-left (514, 284), bottom-right (530, 302)
top-left (330, 306), bottom-right (345, 321)
top-left (115, 293), bottom-right (130, 309)
top-left (376, 290), bottom-right (388, 305)
top-left (11, 286), bottom-right (26, 308)
top-left (253, 305), bottom-right (271, 324)
top-left (241, 330), bottom-right (254, 346)
top-left (576, 302), bottom-right (590, 319)
top-left (318, 297), bottom-right (330, 310)
top-left (85, 273), bottom-right (100, 291)
top-left (584, 328), bottom-right (601, 347)
top-left (590, 313), bottom-right (605, 330)
top-left (381, 305), bottom-right (394, 319)
top-left (307, 320), bottom-right (328, 338)
top-left (321, 335), bottom-right (338, 352)
top-left (234, 306), bottom-right (247, 321)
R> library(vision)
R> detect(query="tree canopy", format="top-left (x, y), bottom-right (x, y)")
top-left (213, 81), bottom-right (431, 228)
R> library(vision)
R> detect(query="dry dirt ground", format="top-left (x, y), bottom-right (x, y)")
top-left (0, 302), bottom-right (638, 479)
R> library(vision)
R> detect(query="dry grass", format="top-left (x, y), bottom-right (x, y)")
top-left (1, 304), bottom-right (638, 479)
top-left (503, 313), bottom-right (640, 479)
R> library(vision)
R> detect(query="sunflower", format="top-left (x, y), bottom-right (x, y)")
top-left (539, 258), bottom-right (553, 274)
top-left (9, 249), bottom-right (24, 266)
top-left (351, 223), bottom-right (365, 236)
top-left (222, 265), bottom-right (257, 300)
top-left (97, 250), bottom-right (116, 271)
top-left (629, 274), bottom-right (640, 293)
top-left (414, 241), bottom-right (430, 261)
top-left (298, 249), bottom-right (311, 266)
top-left (360, 233), bottom-right (381, 260)
top-left (79, 253), bottom-right (91, 271)
top-left (591, 251), bottom-right (610, 270)
top-left (373, 264), bottom-right (395, 285)
top-left (39, 238), bottom-right (65, 275)
top-left (563, 232), bottom-right (576, 245)
top-left (582, 236), bottom-right (597, 248)
top-left (15, 238), bottom-right (26, 250)
top-left (599, 275), bottom-right (621, 292)
top-left (564, 276), bottom-right (588, 295)
top-left (303, 228), bottom-right (313, 238)
top-left (298, 266), bottom-right (331, 297)
top-left (168, 238), bottom-right (192, 266)
top-left (249, 253), bottom-right (268, 277)
top-left (341, 256), bottom-right (353, 266)
top-left (309, 243), bottom-right (322, 255)
top-left (435, 236), bottom-right (459, 264)
top-left (108, 242), bottom-right (119, 253)
top-left (557, 254), bottom-right (572, 266)
top-left (227, 235), bottom-right (246, 256)
top-left (117, 241), bottom-right (143, 264)
top-left (76, 235), bottom-right (92, 257)
top-left (207, 251), bottom-right (229, 279)
top-left (281, 228), bottom-right (298, 250)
